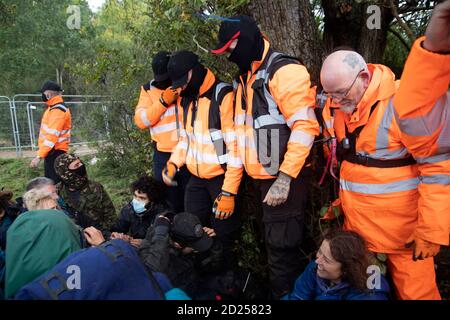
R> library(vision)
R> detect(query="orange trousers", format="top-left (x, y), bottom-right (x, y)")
top-left (387, 253), bottom-right (441, 300)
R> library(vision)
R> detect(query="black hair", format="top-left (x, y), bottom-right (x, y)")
top-left (130, 175), bottom-right (165, 204)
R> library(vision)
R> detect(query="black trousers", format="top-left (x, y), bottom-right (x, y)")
top-left (44, 149), bottom-right (66, 184)
top-left (254, 167), bottom-right (311, 299)
top-left (152, 149), bottom-right (191, 213)
top-left (184, 174), bottom-right (241, 267)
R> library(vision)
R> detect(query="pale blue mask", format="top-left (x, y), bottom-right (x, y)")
top-left (131, 198), bottom-right (147, 214)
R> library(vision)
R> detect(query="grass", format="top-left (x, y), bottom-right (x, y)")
top-left (0, 156), bottom-right (131, 213)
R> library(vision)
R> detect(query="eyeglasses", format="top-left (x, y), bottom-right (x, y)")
top-left (323, 69), bottom-right (364, 101)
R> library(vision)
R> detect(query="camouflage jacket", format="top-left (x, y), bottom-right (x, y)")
top-left (57, 180), bottom-right (117, 231)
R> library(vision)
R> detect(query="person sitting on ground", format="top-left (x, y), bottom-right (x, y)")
top-left (110, 175), bottom-right (169, 248)
top-left (22, 188), bottom-right (59, 211)
top-left (139, 212), bottom-right (228, 299)
top-left (0, 189), bottom-right (21, 299)
top-left (284, 229), bottom-right (390, 300)
top-left (54, 153), bottom-right (117, 232)
top-left (4, 209), bottom-right (82, 298)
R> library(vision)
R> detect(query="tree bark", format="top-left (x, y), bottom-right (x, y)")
top-left (246, 0), bottom-right (324, 85)
top-left (322, 0), bottom-right (394, 63)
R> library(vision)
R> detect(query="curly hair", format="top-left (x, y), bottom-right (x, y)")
top-left (0, 190), bottom-right (14, 213)
top-left (23, 188), bottom-right (56, 211)
top-left (324, 229), bottom-right (369, 291)
top-left (130, 175), bottom-right (166, 204)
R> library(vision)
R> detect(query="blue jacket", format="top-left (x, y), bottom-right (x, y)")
top-left (284, 261), bottom-right (390, 300)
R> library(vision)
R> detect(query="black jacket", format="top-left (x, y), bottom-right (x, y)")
top-left (111, 202), bottom-right (168, 239)
top-left (138, 220), bottom-right (224, 299)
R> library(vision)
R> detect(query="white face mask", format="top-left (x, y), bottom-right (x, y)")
top-left (131, 198), bottom-right (146, 214)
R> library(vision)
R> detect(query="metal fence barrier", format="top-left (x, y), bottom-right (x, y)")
top-left (0, 94), bottom-right (111, 157)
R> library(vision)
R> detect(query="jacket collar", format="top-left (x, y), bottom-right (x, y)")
top-left (199, 68), bottom-right (216, 97)
top-left (46, 95), bottom-right (64, 107)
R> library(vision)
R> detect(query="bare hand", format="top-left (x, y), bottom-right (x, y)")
top-left (130, 238), bottom-right (143, 248)
top-left (111, 232), bottom-right (131, 242)
top-left (263, 172), bottom-right (292, 207)
top-left (29, 157), bottom-right (41, 168)
top-left (423, 0), bottom-right (450, 52)
top-left (84, 226), bottom-right (106, 246)
top-left (203, 227), bottom-right (216, 237)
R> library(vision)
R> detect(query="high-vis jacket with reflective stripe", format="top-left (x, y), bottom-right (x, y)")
top-left (234, 39), bottom-right (319, 180)
top-left (169, 69), bottom-right (243, 195)
top-left (393, 37), bottom-right (450, 247)
top-left (134, 81), bottom-right (183, 153)
top-left (37, 96), bottom-right (71, 158)
top-left (323, 64), bottom-right (422, 254)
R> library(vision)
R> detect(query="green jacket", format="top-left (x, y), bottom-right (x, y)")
top-left (57, 180), bottom-right (117, 231)
top-left (5, 209), bottom-right (81, 298)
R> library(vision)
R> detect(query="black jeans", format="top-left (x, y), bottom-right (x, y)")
top-left (44, 149), bottom-right (66, 184)
top-left (184, 174), bottom-right (241, 267)
top-left (152, 149), bottom-right (190, 213)
top-left (254, 167), bottom-right (311, 299)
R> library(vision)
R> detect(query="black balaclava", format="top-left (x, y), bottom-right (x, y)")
top-left (180, 64), bottom-right (207, 98)
top-left (152, 78), bottom-right (172, 90)
top-left (228, 16), bottom-right (264, 74)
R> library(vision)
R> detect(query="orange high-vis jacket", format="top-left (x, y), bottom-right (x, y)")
top-left (233, 39), bottom-right (319, 180)
top-left (37, 96), bottom-right (71, 158)
top-left (393, 37), bottom-right (450, 246)
top-left (169, 69), bottom-right (243, 195)
top-left (134, 82), bottom-right (183, 153)
top-left (323, 64), bottom-right (422, 254)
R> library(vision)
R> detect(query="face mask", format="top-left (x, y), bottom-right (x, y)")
top-left (132, 198), bottom-right (147, 214)
top-left (70, 164), bottom-right (87, 178)
top-left (180, 64), bottom-right (207, 98)
top-left (41, 93), bottom-right (48, 102)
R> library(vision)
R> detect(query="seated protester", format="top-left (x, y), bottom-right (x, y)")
top-left (284, 229), bottom-right (390, 300)
top-left (139, 212), bottom-right (226, 299)
top-left (4, 209), bottom-right (82, 298)
top-left (22, 188), bottom-right (59, 211)
top-left (14, 236), bottom-right (190, 300)
top-left (110, 175), bottom-right (169, 247)
top-left (54, 153), bottom-right (117, 232)
top-left (1, 189), bottom-right (21, 299)
top-left (0, 190), bottom-right (21, 252)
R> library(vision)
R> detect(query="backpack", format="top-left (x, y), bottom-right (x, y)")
top-left (14, 239), bottom-right (182, 300)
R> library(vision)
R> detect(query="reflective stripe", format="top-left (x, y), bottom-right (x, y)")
top-left (325, 119), bottom-right (334, 130)
top-left (227, 155), bottom-right (243, 167)
top-left (61, 129), bottom-right (70, 135)
top-left (42, 124), bottom-right (61, 136)
top-left (39, 133), bottom-right (46, 140)
top-left (43, 140), bottom-right (55, 148)
top-left (177, 141), bottom-right (188, 150)
top-left (139, 109), bottom-right (151, 127)
top-left (150, 122), bottom-right (177, 134)
top-left (210, 130), bottom-right (223, 142)
top-left (50, 104), bottom-right (67, 112)
top-left (188, 132), bottom-right (213, 145)
top-left (254, 52), bottom-right (282, 82)
top-left (371, 99), bottom-right (410, 160)
top-left (217, 154), bottom-right (228, 164)
top-left (289, 130), bottom-right (314, 147)
top-left (394, 93), bottom-right (449, 137)
top-left (223, 132), bottom-right (236, 143)
top-left (286, 107), bottom-right (315, 128)
top-left (214, 82), bottom-right (229, 101)
top-left (254, 114), bottom-right (286, 129)
top-left (340, 178), bottom-right (419, 194)
top-left (421, 174), bottom-right (450, 185)
top-left (415, 153), bottom-right (450, 164)
top-left (235, 114), bottom-right (253, 126)
top-left (187, 148), bottom-right (222, 165)
top-left (162, 106), bottom-right (176, 118)
top-left (179, 129), bottom-right (187, 137)
top-left (58, 137), bottom-right (70, 143)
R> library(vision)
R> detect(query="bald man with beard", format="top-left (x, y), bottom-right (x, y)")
top-left (320, 50), bottom-right (441, 300)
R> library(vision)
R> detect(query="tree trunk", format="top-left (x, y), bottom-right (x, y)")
top-left (322, 0), bottom-right (394, 63)
top-left (246, 0), bottom-right (324, 85)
